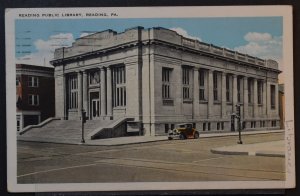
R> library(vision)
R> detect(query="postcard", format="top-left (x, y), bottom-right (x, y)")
top-left (5, 6), bottom-right (295, 192)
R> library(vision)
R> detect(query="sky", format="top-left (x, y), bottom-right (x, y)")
top-left (15, 17), bottom-right (283, 69)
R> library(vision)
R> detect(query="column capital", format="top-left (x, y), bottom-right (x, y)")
top-left (99, 66), bottom-right (105, 71)
top-left (222, 72), bottom-right (227, 76)
top-left (232, 74), bottom-right (237, 78)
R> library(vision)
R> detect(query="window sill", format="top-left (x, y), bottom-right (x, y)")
top-left (113, 107), bottom-right (126, 110)
top-left (183, 99), bottom-right (193, 104)
top-left (214, 101), bottom-right (221, 105)
top-left (163, 99), bottom-right (174, 106)
top-left (68, 109), bottom-right (78, 112)
top-left (89, 83), bottom-right (100, 87)
top-left (199, 100), bottom-right (208, 104)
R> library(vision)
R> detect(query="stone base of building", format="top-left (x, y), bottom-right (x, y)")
top-left (143, 119), bottom-right (281, 136)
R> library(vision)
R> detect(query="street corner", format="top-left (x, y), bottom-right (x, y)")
top-left (210, 140), bottom-right (285, 157)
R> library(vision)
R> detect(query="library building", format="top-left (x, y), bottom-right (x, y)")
top-left (50, 26), bottom-right (281, 136)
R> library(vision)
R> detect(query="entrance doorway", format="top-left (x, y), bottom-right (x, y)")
top-left (90, 92), bottom-right (100, 119)
top-left (91, 99), bottom-right (100, 118)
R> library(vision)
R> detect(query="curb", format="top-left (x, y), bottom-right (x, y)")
top-left (18, 130), bottom-right (284, 146)
top-left (211, 148), bottom-right (285, 157)
top-left (17, 136), bottom-right (169, 146)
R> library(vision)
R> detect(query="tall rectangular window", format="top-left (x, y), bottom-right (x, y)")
top-left (28, 76), bottom-right (39, 87)
top-left (182, 67), bottom-right (191, 100)
top-left (28, 94), bottom-right (39, 106)
top-left (69, 75), bottom-right (78, 109)
top-left (213, 72), bottom-right (219, 101)
top-left (271, 84), bottom-right (276, 109)
top-left (226, 75), bottom-right (230, 102)
top-left (199, 69), bottom-right (205, 101)
top-left (162, 68), bottom-right (171, 99)
top-left (258, 81), bottom-right (263, 104)
top-left (113, 66), bottom-right (126, 107)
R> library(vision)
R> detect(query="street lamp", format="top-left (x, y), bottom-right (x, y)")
top-left (81, 109), bottom-right (87, 143)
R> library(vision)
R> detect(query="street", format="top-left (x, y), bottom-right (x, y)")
top-left (17, 132), bottom-right (285, 183)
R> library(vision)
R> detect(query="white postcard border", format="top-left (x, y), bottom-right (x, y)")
top-left (5, 6), bottom-right (294, 192)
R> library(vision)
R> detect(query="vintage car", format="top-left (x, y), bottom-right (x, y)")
top-left (168, 123), bottom-right (199, 140)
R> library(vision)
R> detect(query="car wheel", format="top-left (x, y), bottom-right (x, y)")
top-left (194, 132), bottom-right (199, 139)
top-left (168, 137), bottom-right (173, 140)
top-left (179, 134), bottom-right (185, 140)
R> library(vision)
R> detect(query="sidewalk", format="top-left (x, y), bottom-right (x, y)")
top-left (211, 140), bottom-right (285, 157)
top-left (18, 129), bottom-right (284, 146)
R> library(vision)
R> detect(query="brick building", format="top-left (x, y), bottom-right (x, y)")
top-left (16, 64), bottom-right (55, 131)
top-left (50, 27), bottom-right (281, 136)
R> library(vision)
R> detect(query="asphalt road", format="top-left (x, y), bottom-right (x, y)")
top-left (17, 132), bottom-right (285, 183)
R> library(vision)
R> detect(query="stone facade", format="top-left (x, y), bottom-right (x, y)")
top-left (51, 26), bottom-right (281, 136)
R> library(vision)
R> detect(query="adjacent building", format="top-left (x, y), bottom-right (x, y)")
top-left (16, 64), bottom-right (55, 131)
top-left (51, 26), bottom-right (281, 136)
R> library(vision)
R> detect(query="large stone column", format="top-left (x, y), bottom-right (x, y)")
top-left (232, 75), bottom-right (237, 109)
top-left (100, 67), bottom-right (106, 117)
top-left (193, 68), bottom-right (199, 118)
top-left (266, 81), bottom-right (270, 118)
top-left (82, 71), bottom-right (88, 117)
top-left (275, 83), bottom-right (279, 116)
top-left (208, 70), bottom-right (213, 118)
top-left (253, 78), bottom-right (258, 118)
top-left (263, 80), bottom-right (267, 117)
top-left (221, 72), bottom-right (227, 118)
top-left (243, 76), bottom-right (248, 119)
top-left (63, 75), bottom-right (67, 119)
top-left (106, 67), bottom-right (113, 118)
top-left (77, 71), bottom-right (83, 117)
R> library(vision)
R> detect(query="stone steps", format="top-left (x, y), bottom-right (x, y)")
top-left (19, 119), bottom-right (115, 140)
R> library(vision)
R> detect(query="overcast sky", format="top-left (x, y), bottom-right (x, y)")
top-left (15, 17), bottom-right (282, 68)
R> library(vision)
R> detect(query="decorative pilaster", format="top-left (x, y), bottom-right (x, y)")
top-left (63, 75), bottom-right (67, 120)
top-left (263, 80), bottom-right (267, 117)
top-left (232, 75), bottom-right (237, 109)
top-left (208, 70), bottom-right (213, 118)
top-left (106, 67), bottom-right (113, 118)
top-left (221, 72), bottom-right (227, 118)
top-left (77, 71), bottom-right (83, 117)
top-left (83, 71), bottom-right (88, 117)
top-left (266, 81), bottom-right (270, 118)
top-left (243, 76), bottom-right (248, 119)
top-left (193, 68), bottom-right (199, 118)
top-left (100, 67), bottom-right (106, 117)
top-left (275, 83), bottom-right (279, 116)
top-left (253, 78), bottom-right (258, 118)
